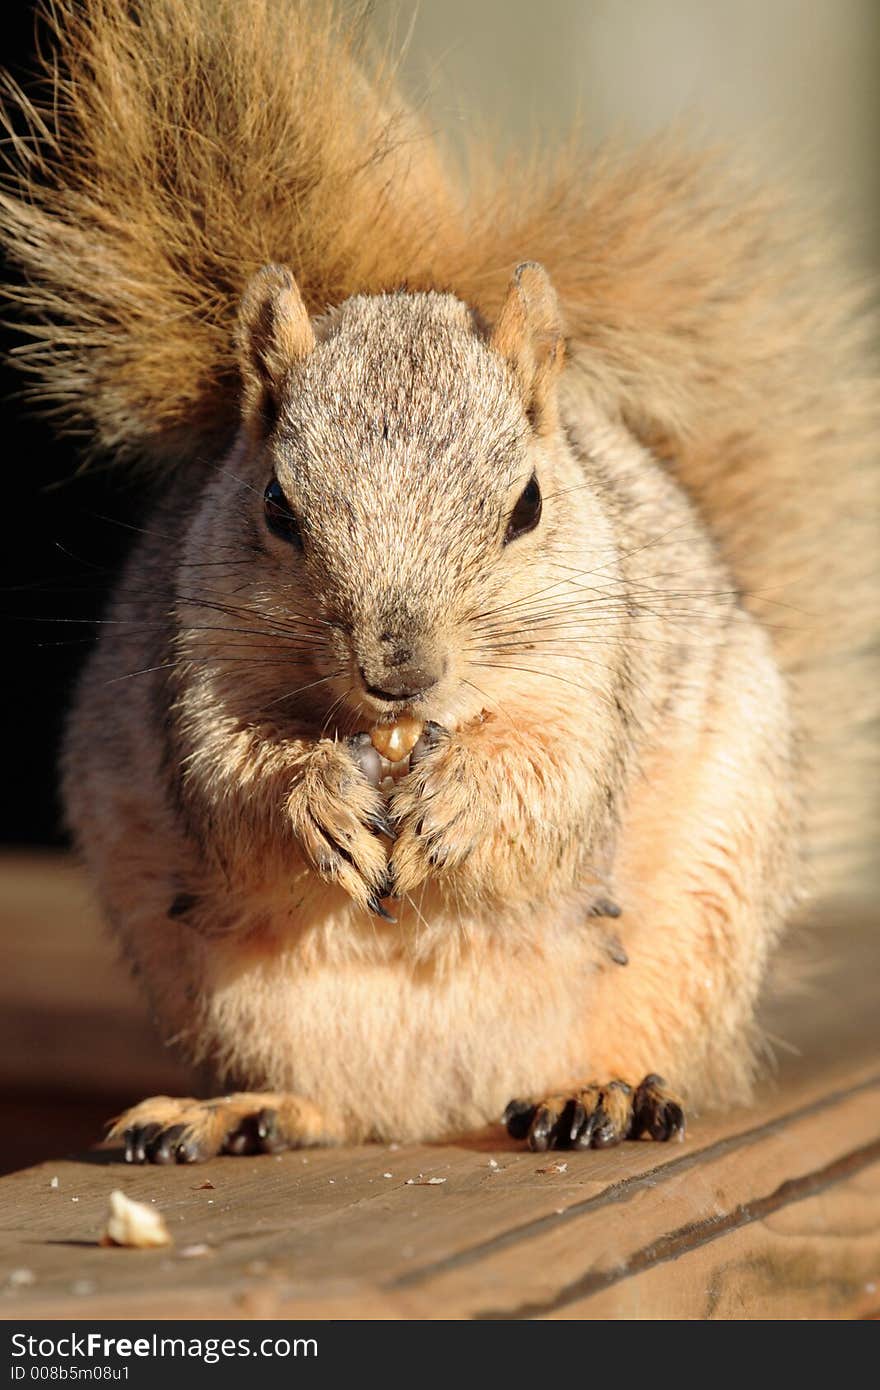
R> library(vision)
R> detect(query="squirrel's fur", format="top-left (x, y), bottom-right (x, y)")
top-left (1, 0), bottom-right (877, 1153)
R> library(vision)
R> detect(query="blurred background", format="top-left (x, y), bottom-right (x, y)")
top-left (1, 0), bottom-right (878, 1172)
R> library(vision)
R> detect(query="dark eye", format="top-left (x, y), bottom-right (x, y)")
top-left (264, 478), bottom-right (303, 548)
top-left (504, 474), bottom-right (542, 545)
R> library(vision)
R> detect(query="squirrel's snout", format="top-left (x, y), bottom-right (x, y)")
top-left (358, 659), bottom-right (445, 705)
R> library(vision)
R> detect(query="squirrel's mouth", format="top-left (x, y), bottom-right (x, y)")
top-left (357, 662), bottom-right (444, 705)
top-left (331, 650), bottom-right (477, 736)
top-left (353, 660), bottom-right (445, 726)
top-left (361, 678), bottom-right (426, 705)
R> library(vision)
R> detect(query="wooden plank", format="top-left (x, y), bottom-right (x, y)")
top-left (410, 1081), bottom-right (880, 1319)
top-left (550, 1168), bottom-right (880, 1320)
top-left (2, 1061), bottom-right (877, 1320)
top-left (0, 852), bottom-right (877, 1319)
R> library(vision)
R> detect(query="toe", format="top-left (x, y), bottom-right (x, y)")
top-left (255, 1107), bottom-right (287, 1154)
top-left (124, 1122), bottom-right (161, 1164)
top-left (145, 1122), bottom-right (187, 1164)
top-left (527, 1104), bottom-right (556, 1152)
top-left (503, 1098), bottom-right (537, 1141)
top-left (633, 1074), bottom-right (686, 1142)
top-left (175, 1131), bottom-right (211, 1163)
top-left (527, 1096), bottom-right (571, 1152)
top-left (223, 1114), bottom-right (261, 1156)
top-left (345, 733), bottom-right (383, 787)
top-left (590, 1080), bottom-right (632, 1148)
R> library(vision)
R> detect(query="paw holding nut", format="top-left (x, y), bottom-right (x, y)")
top-left (386, 727), bottom-right (484, 896)
top-left (348, 717), bottom-right (438, 790)
top-left (287, 737), bottom-right (391, 917)
top-left (296, 717), bottom-right (458, 913)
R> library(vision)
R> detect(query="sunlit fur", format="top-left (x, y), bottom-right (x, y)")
top-left (63, 285), bottom-right (795, 1138)
top-left (1, 1), bottom-right (876, 1144)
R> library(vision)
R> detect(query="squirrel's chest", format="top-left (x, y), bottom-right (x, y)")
top-left (198, 922), bottom-right (597, 1140)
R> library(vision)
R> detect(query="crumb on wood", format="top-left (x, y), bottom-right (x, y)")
top-left (100, 1189), bottom-right (172, 1249)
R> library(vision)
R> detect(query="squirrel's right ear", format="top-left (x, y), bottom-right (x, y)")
top-left (237, 265), bottom-right (315, 433)
top-left (491, 262), bottom-right (564, 435)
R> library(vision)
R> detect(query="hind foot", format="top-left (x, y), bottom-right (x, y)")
top-left (108, 1092), bottom-right (336, 1164)
top-left (503, 1074), bottom-right (685, 1152)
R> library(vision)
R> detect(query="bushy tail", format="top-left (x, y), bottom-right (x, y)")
top-left (0, 0), bottom-right (459, 462)
top-left (1, 0), bottom-right (876, 892)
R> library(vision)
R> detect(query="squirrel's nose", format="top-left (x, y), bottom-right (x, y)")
top-left (358, 660), bottom-right (444, 703)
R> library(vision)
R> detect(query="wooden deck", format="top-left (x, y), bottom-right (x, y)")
top-left (1, 853), bottom-right (878, 1320)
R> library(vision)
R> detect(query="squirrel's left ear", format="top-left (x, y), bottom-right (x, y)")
top-left (237, 264), bottom-right (315, 433)
top-left (491, 262), bottom-right (564, 435)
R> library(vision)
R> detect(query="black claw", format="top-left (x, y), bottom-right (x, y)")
top-left (224, 1113), bottom-right (260, 1156)
top-left (124, 1122), bottom-right (161, 1164)
top-left (377, 869), bottom-right (398, 900)
top-left (409, 721), bottom-right (447, 767)
top-left (503, 1098), bottom-right (536, 1140)
top-left (651, 1101), bottom-right (686, 1143)
top-left (255, 1107), bottom-right (286, 1154)
top-left (589, 896), bottom-right (622, 918)
top-left (568, 1101), bottom-right (587, 1144)
top-left (176, 1137), bottom-right (202, 1163)
top-left (589, 1107), bottom-right (618, 1149)
top-left (548, 1099), bottom-right (579, 1151)
top-left (667, 1103), bottom-right (686, 1141)
top-left (603, 931), bottom-right (629, 966)
top-left (632, 1076), bottom-right (685, 1143)
top-left (256, 1107), bottom-right (276, 1141)
top-left (366, 810), bottom-right (395, 839)
top-left (527, 1105), bottom-right (555, 1152)
top-left (573, 1112), bottom-right (598, 1150)
top-left (368, 895), bottom-right (397, 923)
top-left (146, 1123), bottom-right (186, 1165)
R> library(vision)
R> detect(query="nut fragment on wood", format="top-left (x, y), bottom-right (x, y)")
top-left (100, 1190), bottom-right (172, 1248)
top-left (370, 717), bottom-right (424, 763)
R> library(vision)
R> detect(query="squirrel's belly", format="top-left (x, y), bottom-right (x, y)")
top-left (199, 926), bottom-right (595, 1141)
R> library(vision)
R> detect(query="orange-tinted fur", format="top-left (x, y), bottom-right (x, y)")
top-left (1, 1), bottom-right (876, 1157)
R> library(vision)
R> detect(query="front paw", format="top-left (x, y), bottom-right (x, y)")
top-left (387, 723), bottom-right (484, 895)
top-left (288, 737), bottom-right (393, 917)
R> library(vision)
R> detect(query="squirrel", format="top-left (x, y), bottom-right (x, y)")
top-left (1, 0), bottom-right (876, 1160)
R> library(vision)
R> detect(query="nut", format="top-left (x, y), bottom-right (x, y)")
top-left (370, 718), bottom-right (424, 764)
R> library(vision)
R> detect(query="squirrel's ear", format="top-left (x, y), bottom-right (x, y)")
top-left (490, 262), bottom-right (564, 434)
top-left (237, 264), bottom-right (315, 432)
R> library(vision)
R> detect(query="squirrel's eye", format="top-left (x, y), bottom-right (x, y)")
top-left (264, 478), bottom-right (303, 548)
top-left (504, 474), bottom-right (542, 545)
